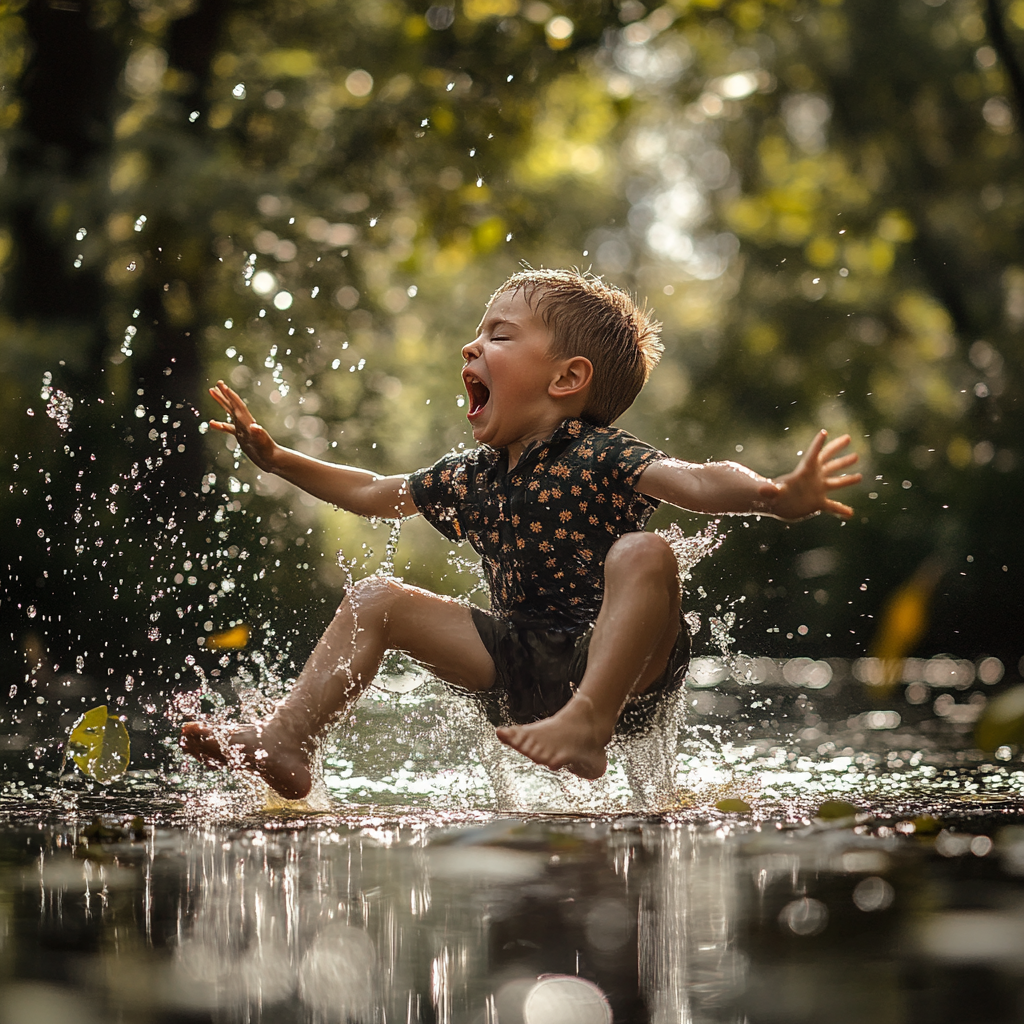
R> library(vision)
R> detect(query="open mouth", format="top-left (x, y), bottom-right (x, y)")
top-left (463, 375), bottom-right (490, 417)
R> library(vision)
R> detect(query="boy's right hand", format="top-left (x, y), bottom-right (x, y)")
top-left (208, 381), bottom-right (279, 473)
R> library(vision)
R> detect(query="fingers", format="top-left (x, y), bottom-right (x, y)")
top-left (803, 429), bottom-right (828, 463)
top-left (208, 419), bottom-right (236, 435)
top-left (209, 385), bottom-right (231, 414)
top-left (824, 498), bottom-right (854, 518)
top-left (825, 472), bottom-right (862, 489)
top-left (210, 380), bottom-right (255, 426)
top-left (819, 432), bottom-right (851, 460)
top-left (824, 450), bottom-right (859, 469)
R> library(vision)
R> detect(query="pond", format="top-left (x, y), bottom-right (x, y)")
top-left (2, 0), bottom-right (1022, 1018)
top-left (3, 652), bottom-right (1024, 1024)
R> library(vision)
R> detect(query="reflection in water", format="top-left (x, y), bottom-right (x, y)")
top-left (3, 803), bottom-right (1024, 1023)
top-left (4, 648), bottom-right (1024, 1020)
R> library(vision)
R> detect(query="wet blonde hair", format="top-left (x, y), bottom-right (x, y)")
top-left (491, 268), bottom-right (663, 426)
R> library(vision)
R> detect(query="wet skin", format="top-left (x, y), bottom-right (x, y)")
top-left (182, 292), bottom-right (862, 796)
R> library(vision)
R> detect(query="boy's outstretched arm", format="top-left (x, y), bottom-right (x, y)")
top-left (207, 381), bottom-right (417, 519)
top-left (637, 430), bottom-right (862, 521)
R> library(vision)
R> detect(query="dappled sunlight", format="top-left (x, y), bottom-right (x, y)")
top-left (0, 0), bottom-right (1021, 1015)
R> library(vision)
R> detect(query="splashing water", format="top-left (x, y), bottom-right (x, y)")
top-left (4, 376), bottom-right (1018, 829)
top-left (40, 372), bottom-right (73, 432)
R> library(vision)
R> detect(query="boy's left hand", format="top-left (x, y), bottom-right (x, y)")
top-left (758, 430), bottom-right (862, 521)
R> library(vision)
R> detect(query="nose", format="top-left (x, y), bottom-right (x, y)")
top-left (462, 334), bottom-right (482, 362)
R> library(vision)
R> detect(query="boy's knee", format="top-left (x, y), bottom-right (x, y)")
top-left (607, 532), bottom-right (678, 580)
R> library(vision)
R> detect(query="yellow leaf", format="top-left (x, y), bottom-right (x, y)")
top-left (66, 706), bottom-right (130, 784)
top-left (715, 798), bottom-right (751, 813)
top-left (869, 558), bottom-right (944, 688)
top-left (975, 686), bottom-right (1024, 752)
top-left (205, 623), bottom-right (250, 650)
top-left (816, 800), bottom-right (858, 821)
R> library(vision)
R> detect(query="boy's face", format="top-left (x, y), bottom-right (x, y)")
top-left (461, 287), bottom-right (565, 451)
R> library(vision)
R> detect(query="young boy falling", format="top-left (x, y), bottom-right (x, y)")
top-left (181, 268), bottom-right (861, 800)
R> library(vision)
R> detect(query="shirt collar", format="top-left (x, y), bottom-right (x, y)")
top-left (502, 418), bottom-right (587, 471)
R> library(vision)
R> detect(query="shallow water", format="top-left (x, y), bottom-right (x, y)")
top-left (3, 796), bottom-right (1024, 1023)
top-left (2, 653), bottom-right (1024, 1021)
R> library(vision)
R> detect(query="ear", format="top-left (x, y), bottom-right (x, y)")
top-left (549, 356), bottom-right (593, 399)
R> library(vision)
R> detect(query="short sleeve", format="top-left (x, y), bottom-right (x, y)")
top-left (407, 450), bottom-right (469, 544)
top-left (601, 430), bottom-right (667, 489)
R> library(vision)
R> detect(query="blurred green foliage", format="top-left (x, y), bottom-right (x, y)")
top-left (0, 0), bottom-right (1020, 717)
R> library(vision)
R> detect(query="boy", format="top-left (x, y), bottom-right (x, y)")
top-left (181, 269), bottom-right (861, 800)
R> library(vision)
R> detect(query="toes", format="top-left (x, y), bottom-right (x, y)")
top-left (179, 723), bottom-right (222, 762)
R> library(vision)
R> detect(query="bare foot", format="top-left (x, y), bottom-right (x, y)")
top-left (495, 695), bottom-right (610, 780)
top-left (179, 718), bottom-right (313, 800)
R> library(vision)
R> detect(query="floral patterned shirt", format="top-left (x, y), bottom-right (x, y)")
top-left (408, 418), bottom-right (665, 632)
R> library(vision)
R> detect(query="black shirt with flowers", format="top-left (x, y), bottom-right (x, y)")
top-left (408, 418), bottom-right (666, 633)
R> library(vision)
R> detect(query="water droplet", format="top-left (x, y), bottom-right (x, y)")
top-left (26, 605), bottom-right (36, 618)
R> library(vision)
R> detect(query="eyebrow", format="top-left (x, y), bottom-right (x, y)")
top-left (476, 315), bottom-right (520, 333)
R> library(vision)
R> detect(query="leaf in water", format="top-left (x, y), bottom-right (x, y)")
top-left (815, 800), bottom-right (859, 821)
top-left (913, 814), bottom-right (942, 834)
top-left (205, 623), bottom-right (250, 650)
top-left (66, 705), bottom-right (130, 783)
top-left (715, 798), bottom-right (752, 814)
top-left (975, 685), bottom-right (1024, 752)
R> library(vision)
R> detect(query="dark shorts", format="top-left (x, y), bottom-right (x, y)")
top-left (465, 607), bottom-right (691, 737)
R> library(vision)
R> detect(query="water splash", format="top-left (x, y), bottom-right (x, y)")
top-left (658, 519), bottom-right (725, 582)
top-left (40, 372), bottom-right (73, 432)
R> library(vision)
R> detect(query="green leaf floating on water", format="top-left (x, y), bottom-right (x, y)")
top-left (66, 705), bottom-right (130, 783)
top-left (975, 685), bottom-right (1024, 753)
top-left (715, 798), bottom-right (752, 814)
top-left (816, 800), bottom-right (859, 821)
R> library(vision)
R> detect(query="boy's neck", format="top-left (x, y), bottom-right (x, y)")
top-left (505, 415), bottom-right (578, 471)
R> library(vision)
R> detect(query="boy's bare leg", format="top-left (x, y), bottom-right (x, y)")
top-left (180, 578), bottom-right (495, 799)
top-left (496, 532), bottom-right (681, 779)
